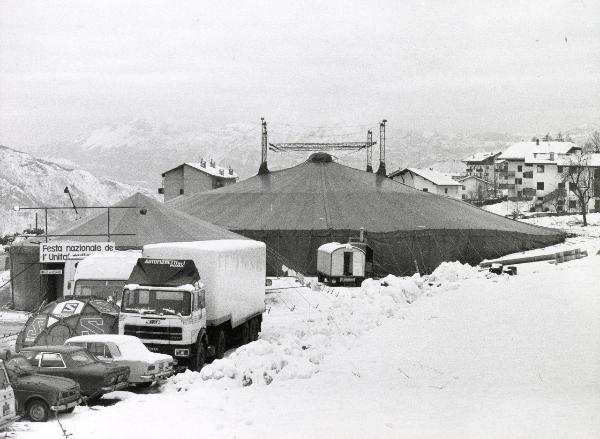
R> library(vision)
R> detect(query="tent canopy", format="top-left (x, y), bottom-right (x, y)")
top-left (169, 154), bottom-right (565, 276)
top-left (54, 192), bottom-right (244, 248)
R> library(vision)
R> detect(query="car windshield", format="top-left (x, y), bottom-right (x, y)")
top-left (74, 280), bottom-right (125, 300)
top-left (6, 357), bottom-right (35, 377)
top-left (67, 350), bottom-right (97, 366)
top-left (121, 289), bottom-right (191, 316)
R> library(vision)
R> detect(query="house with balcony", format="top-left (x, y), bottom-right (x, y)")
top-left (159, 159), bottom-right (238, 202)
top-left (462, 152), bottom-right (501, 194)
top-left (496, 139), bottom-right (581, 200)
top-left (389, 168), bottom-right (462, 199)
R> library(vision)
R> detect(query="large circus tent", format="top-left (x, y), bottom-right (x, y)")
top-left (168, 153), bottom-right (565, 276)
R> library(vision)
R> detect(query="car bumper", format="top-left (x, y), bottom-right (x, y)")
top-left (0, 414), bottom-right (20, 431)
top-left (101, 382), bottom-right (128, 393)
top-left (50, 398), bottom-right (81, 412)
top-left (138, 370), bottom-right (174, 382)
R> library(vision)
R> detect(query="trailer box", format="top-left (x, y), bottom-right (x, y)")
top-left (142, 240), bottom-right (266, 328)
top-left (317, 242), bottom-right (371, 285)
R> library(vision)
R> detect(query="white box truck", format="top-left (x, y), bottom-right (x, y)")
top-left (118, 240), bottom-right (266, 371)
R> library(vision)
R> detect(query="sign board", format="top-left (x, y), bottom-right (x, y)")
top-left (40, 269), bottom-right (63, 275)
top-left (39, 241), bottom-right (116, 263)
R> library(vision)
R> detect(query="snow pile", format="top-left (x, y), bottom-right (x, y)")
top-left (165, 261), bottom-right (485, 390)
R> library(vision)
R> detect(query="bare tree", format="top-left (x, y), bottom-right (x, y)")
top-left (562, 153), bottom-right (594, 226)
top-left (584, 130), bottom-right (600, 153)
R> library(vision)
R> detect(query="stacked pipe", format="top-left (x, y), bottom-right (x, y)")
top-left (376, 119), bottom-right (387, 176)
top-left (258, 117), bottom-right (270, 175)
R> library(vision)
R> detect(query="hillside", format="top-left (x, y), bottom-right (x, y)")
top-left (0, 145), bottom-right (155, 235)
top-left (29, 120), bottom-right (531, 189)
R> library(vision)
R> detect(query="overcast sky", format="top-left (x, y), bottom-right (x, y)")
top-left (1, 0), bottom-right (599, 147)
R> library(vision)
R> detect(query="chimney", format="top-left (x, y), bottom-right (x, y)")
top-left (258, 117), bottom-right (270, 175)
top-left (200, 158), bottom-right (206, 168)
top-left (359, 227), bottom-right (365, 242)
top-left (376, 119), bottom-right (387, 176)
top-left (219, 168), bottom-right (224, 175)
top-left (228, 166), bottom-right (233, 175)
top-left (210, 159), bottom-right (215, 167)
top-left (536, 138), bottom-right (540, 146)
top-left (366, 130), bottom-right (373, 172)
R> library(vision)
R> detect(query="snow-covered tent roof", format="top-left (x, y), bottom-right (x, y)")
top-left (168, 153), bottom-right (564, 276)
top-left (54, 193), bottom-right (244, 248)
top-left (498, 141), bottom-right (580, 161)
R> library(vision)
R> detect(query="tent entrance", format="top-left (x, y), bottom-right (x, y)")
top-left (343, 252), bottom-right (353, 276)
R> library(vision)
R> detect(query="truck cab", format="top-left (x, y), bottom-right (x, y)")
top-left (118, 259), bottom-right (208, 371)
top-left (0, 359), bottom-right (18, 430)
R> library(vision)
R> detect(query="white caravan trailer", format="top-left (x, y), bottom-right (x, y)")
top-left (317, 242), bottom-right (372, 285)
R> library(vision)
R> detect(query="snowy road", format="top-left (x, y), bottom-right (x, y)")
top-left (10, 254), bottom-right (600, 439)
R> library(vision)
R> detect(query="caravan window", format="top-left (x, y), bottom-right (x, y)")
top-left (74, 280), bottom-right (124, 300)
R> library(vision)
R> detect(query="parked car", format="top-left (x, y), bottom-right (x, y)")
top-left (65, 335), bottom-right (174, 387)
top-left (0, 359), bottom-right (19, 428)
top-left (4, 356), bottom-right (80, 422)
top-left (19, 346), bottom-right (130, 399)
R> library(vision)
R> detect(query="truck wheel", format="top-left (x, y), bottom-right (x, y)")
top-left (317, 274), bottom-right (324, 283)
top-left (27, 399), bottom-right (50, 422)
top-left (191, 340), bottom-right (206, 372)
top-left (248, 318), bottom-right (258, 342)
top-left (239, 322), bottom-right (250, 346)
top-left (214, 329), bottom-right (226, 360)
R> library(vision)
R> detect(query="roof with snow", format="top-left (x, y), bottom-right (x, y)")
top-left (162, 161), bottom-right (238, 179)
top-left (458, 175), bottom-right (492, 185)
top-left (53, 193), bottom-right (244, 248)
top-left (498, 141), bottom-right (580, 161)
top-left (168, 153), bottom-right (564, 276)
top-left (390, 168), bottom-right (462, 186)
top-left (462, 152), bottom-right (501, 164)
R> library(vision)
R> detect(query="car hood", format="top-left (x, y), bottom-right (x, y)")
top-left (15, 373), bottom-right (77, 392)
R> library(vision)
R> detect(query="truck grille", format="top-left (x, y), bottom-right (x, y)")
top-left (123, 324), bottom-right (182, 341)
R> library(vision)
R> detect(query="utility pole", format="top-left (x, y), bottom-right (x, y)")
top-left (376, 119), bottom-right (387, 176)
top-left (258, 118), bottom-right (270, 175)
top-left (366, 130), bottom-right (373, 172)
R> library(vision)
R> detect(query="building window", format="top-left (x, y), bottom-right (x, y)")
top-left (444, 188), bottom-right (448, 194)
top-left (569, 200), bottom-right (577, 209)
top-left (179, 188), bottom-right (184, 195)
top-left (537, 165), bottom-right (544, 173)
top-left (558, 182), bottom-right (565, 189)
top-left (557, 166), bottom-right (563, 173)
top-left (537, 196), bottom-right (544, 202)
top-left (515, 178), bottom-right (522, 185)
top-left (462, 194), bottom-right (466, 199)
top-left (462, 185), bottom-right (466, 190)
top-left (422, 188), bottom-right (428, 192)
top-left (537, 182), bottom-right (544, 190)
top-left (517, 165), bottom-right (522, 172)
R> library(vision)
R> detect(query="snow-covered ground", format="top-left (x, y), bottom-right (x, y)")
top-left (9, 240), bottom-right (600, 439)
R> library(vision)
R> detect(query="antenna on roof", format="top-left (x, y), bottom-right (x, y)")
top-left (366, 130), bottom-right (373, 172)
top-left (376, 119), bottom-right (387, 176)
top-left (258, 117), bottom-right (270, 175)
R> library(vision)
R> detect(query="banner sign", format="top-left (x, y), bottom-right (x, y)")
top-left (40, 269), bottom-right (63, 275)
top-left (40, 241), bottom-right (116, 263)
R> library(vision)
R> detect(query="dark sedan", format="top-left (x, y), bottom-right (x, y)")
top-left (5, 356), bottom-right (81, 422)
top-left (19, 345), bottom-right (130, 399)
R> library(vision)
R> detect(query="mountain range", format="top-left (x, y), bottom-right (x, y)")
top-left (0, 145), bottom-right (154, 235)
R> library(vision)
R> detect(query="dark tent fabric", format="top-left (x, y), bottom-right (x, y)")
top-left (169, 154), bottom-right (565, 276)
top-left (127, 259), bottom-right (200, 287)
top-left (54, 192), bottom-right (244, 248)
top-left (15, 297), bottom-right (120, 351)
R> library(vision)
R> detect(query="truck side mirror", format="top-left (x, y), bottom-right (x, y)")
top-left (199, 290), bottom-right (206, 309)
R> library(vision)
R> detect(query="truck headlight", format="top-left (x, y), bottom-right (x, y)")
top-left (174, 348), bottom-right (190, 357)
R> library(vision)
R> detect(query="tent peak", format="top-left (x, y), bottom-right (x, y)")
top-left (307, 152), bottom-right (333, 163)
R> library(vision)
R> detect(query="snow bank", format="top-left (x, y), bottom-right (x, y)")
top-left (164, 261), bottom-right (487, 391)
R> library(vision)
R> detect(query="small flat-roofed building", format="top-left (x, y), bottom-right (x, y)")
top-left (159, 159), bottom-right (238, 202)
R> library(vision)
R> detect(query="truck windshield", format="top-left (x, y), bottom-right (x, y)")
top-left (121, 289), bottom-right (191, 316)
top-left (74, 280), bottom-right (124, 300)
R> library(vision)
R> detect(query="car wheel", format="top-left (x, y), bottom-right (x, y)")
top-left (215, 329), bottom-right (226, 360)
top-left (191, 339), bottom-right (206, 372)
top-left (27, 399), bottom-right (50, 422)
